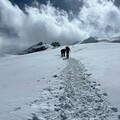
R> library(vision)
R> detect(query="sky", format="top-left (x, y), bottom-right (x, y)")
top-left (0, 0), bottom-right (120, 54)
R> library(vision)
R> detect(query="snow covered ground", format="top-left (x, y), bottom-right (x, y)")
top-left (72, 43), bottom-right (120, 110)
top-left (0, 43), bottom-right (120, 120)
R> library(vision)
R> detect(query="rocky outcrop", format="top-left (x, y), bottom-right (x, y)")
top-left (20, 42), bottom-right (51, 54)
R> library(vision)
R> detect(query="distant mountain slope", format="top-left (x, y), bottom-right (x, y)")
top-left (99, 39), bottom-right (112, 43)
top-left (112, 40), bottom-right (120, 43)
top-left (81, 36), bottom-right (120, 44)
top-left (81, 37), bottom-right (99, 44)
top-left (110, 36), bottom-right (120, 43)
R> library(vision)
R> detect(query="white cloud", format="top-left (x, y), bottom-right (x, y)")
top-left (79, 0), bottom-right (120, 37)
top-left (0, 0), bottom-right (120, 54)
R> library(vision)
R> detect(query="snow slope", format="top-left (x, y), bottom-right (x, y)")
top-left (0, 43), bottom-right (120, 120)
top-left (72, 43), bottom-right (120, 111)
top-left (0, 48), bottom-right (66, 120)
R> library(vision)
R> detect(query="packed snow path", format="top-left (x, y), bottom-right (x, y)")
top-left (32, 58), bottom-right (117, 120)
top-left (58, 58), bottom-right (114, 120)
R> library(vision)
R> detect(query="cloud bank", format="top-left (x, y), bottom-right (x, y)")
top-left (0, 0), bottom-right (120, 54)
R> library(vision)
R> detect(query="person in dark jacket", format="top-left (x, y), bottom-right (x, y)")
top-left (61, 48), bottom-right (66, 57)
top-left (65, 46), bottom-right (70, 58)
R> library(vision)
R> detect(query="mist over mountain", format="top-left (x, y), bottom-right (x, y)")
top-left (0, 0), bottom-right (120, 55)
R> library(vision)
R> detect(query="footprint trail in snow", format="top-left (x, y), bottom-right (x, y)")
top-left (58, 58), bottom-right (115, 120)
top-left (29, 58), bottom-right (117, 120)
